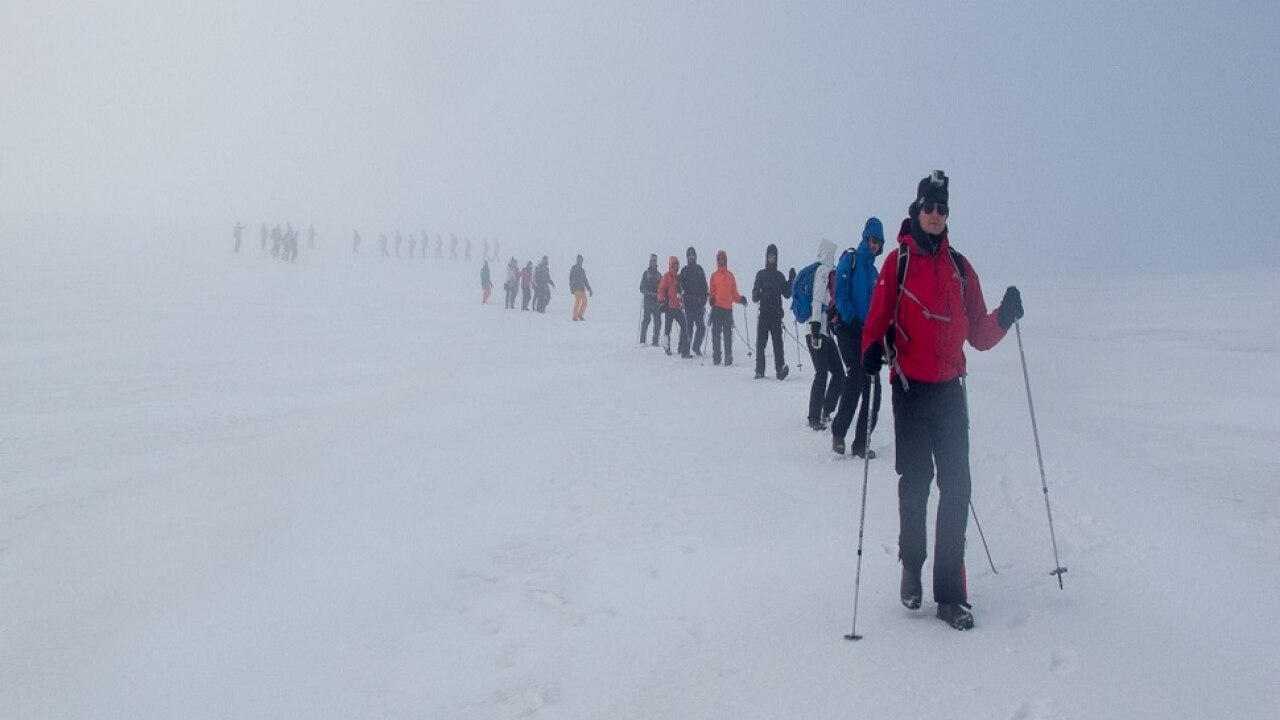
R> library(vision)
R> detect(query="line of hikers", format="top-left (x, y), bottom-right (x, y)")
top-left (637, 235), bottom-right (882, 459)
top-left (482, 255), bottom-right (593, 318)
top-left (350, 231), bottom-right (501, 262)
top-left (234, 222), bottom-right (314, 261)
top-left (638, 171), bottom-right (1027, 632)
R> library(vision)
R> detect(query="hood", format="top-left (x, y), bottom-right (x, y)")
top-left (668, 256), bottom-right (680, 273)
top-left (716, 250), bottom-right (727, 268)
top-left (816, 238), bottom-right (837, 267)
top-left (857, 217), bottom-right (884, 260)
top-left (765, 243), bottom-right (778, 269)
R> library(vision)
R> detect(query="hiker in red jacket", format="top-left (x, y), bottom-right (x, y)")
top-left (862, 170), bottom-right (1024, 631)
top-left (657, 256), bottom-right (686, 356)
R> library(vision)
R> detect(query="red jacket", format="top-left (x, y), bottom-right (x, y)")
top-left (862, 220), bottom-right (1007, 384)
top-left (707, 251), bottom-right (743, 310)
top-left (657, 256), bottom-right (683, 310)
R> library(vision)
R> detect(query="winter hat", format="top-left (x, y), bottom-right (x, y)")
top-left (766, 243), bottom-right (778, 258)
top-left (862, 217), bottom-right (884, 243)
top-left (686, 246), bottom-right (697, 260)
top-left (914, 170), bottom-right (949, 207)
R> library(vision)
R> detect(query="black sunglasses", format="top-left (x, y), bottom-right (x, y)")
top-left (920, 202), bottom-right (949, 216)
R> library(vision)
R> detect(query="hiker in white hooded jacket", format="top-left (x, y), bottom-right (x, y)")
top-left (806, 238), bottom-right (843, 430)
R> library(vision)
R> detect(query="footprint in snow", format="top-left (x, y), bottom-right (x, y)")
top-left (1005, 608), bottom-right (1032, 629)
top-left (1011, 698), bottom-right (1056, 720)
top-left (1049, 648), bottom-right (1078, 675)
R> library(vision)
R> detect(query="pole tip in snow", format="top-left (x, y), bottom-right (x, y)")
top-left (1051, 566), bottom-right (1068, 588)
top-left (843, 633), bottom-right (862, 641)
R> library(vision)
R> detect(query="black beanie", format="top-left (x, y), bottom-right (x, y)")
top-left (916, 170), bottom-right (949, 205)
top-left (766, 243), bottom-right (778, 258)
top-left (686, 246), bottom-right (697, 259)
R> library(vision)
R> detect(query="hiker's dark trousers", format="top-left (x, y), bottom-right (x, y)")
top-left (893, 376), bottom-right (971, 605)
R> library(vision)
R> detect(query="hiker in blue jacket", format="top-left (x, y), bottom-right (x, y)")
top-left (830, 217), bottom-right (885, 457)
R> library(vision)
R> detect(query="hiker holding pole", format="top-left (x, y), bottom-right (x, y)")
top-left (861, 170), bottom-right (1024, 631)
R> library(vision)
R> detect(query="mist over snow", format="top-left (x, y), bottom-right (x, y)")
top-left (3, 1), bottom-right (1280, 718)
top-left (3, 1), bottom-right (1278, 276)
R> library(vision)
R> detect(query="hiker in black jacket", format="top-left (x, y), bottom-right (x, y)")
top-left (678, 246), bottom-right (709, 358)
top-left (533, 256), bottom-right (555, 313)
top-left (751, 243), bottom-right (794, 380)
top-left (639, 254), bottom-right (663, 345)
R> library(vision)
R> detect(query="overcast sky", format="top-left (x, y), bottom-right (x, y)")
top-left (2, 1), bottom-right (1276, 277)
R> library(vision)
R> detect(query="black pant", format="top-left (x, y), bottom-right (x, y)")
top-left (806, 333), bottom-right (843, 421)
top-left (640, 296), bottom-right (661, 343)
top-left (709, 306), bottom-right (734, 364)
top-left (755, 313), bottom-right (785, 375)
top-left (683, 299), bottom-right (707, 355)
top-left (831, 321), bottom-right (882, 452)
top-left (664, 308), bottom-right (686, 353)
top-left (893, 378), bottom-right (971, 605)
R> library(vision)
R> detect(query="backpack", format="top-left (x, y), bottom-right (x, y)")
top-left (789, 261), bottom-right (822, 323)
top-left (833, 248), bottom-right (858, 324)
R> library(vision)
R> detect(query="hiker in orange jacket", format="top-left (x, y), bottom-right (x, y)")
top-left (707, 250), bottom-right (748, 366)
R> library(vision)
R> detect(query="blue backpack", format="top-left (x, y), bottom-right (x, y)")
top-left (789, 261), bottom-right (822, 323)
top-left (833, 248), bottom-right (858, 324)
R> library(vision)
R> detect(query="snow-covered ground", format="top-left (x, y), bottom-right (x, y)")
top-left (3, 229), bottom-right (1278, 719)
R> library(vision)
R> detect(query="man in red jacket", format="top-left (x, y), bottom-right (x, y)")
top-left (861, 170), bottom-right (1024, 631)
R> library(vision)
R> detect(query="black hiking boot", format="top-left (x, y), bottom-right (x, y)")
top-left (832, 436), bottom-right (846, 455)
top-left (777, 365), bottom-right (789, 380)
top-left (852, 447), bottom-right (877, 460)
top-left (754, 371), bottom-right (765, 379)
top-left (901, 567), bottom-right (923, 610)
top-left (807, 418), bottom-right (827, 431)
top-left (937, 603), bottom-right (974, 631)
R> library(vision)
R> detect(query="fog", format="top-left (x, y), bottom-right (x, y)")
top-left (3, 1), bottom-right (1277, 278)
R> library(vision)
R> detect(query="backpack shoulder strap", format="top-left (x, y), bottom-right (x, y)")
top-left (947, 247), bottom-right (967, 308)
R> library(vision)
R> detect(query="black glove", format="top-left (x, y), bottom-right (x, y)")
top-left (737, 295), bottom-right (747, 306)
top-left (808, 322), bottom-right (822, 348)
top-left (863, 341), bottom-right (884, 376)
top-left (788, 267), bottom-right (796, 283)
top-left (997, 286), bottom-right (1023, 329)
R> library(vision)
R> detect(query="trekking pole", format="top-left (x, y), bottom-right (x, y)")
top-left (958, 375), bottom-right (999, 574)
top-left (793, 321), bottom-right (804, 372)
top-left (844, 374), bottom-right (877, 641)
top-left (1015, 321), bottom-right (1068, 588)
top-left (969, 502), bottom-right (998, 574)
top-left (741, 304), bottom-right (753, 357)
